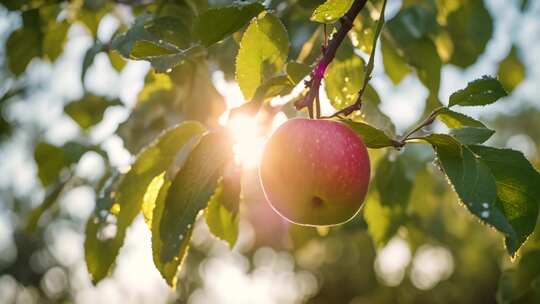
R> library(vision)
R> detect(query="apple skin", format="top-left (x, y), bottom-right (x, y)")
top-left (260, 118), bottom-right (371, 226)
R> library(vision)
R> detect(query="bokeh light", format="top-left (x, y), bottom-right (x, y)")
top-left (374, 236), bottom-right (411, 286)
top-left (410, 245), bottom-right (454, 290)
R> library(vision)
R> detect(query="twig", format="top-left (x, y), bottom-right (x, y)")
top-left (398, 107), bottom-right (443, 145)
top-left (294, 0), bottom-right (369, 116)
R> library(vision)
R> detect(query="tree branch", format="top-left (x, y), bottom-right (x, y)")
top-left (294, 0), bottom-right (369, 115)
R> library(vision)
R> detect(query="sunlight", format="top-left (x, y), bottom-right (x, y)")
top-left (226, 114), bottom-right (266, 169)
top-left (214, 72), bottom-right (269, 169)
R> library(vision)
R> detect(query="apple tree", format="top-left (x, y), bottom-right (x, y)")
top-left (1, 0), bottom-right (539, 303)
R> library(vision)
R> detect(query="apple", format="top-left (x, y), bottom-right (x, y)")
top-left (260, 118), bottom-right (371, 226)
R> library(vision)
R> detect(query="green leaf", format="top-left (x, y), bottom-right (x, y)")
top-left (126, 12), bottom-right (195, 54)
top-left (34, 141), bottom-right (88, 187)
top-left (310, 0), bottom-right (353, 24)
top-left (406, 38), bottom-right (441, 96)
top-left (375, 153), bottom-right (414, 207)
top-left (117, 72), bottom-right (178, 153)
top-left (498, 46), bottom-right (526, 93)
top-left (172, 60), bottom-right (226, 122)
top-left (468, 145), bottom-right (540, 255)
top-left (205, 189), bottom-right (239, 248)
top-left (421, 134), bottom-right (513, 244)
top-left (449, 127), bottom-right (495, 145)
top-left (341, 120), bottom-right (394, 149)
top-left (359, 88), bottom-right (397, 136)
top-left (385, 5), bottom-right (437, 45)
top-left (381, 35), bottom-right (410, 85)
top-left (151, 178), bottom-right (193, 287)
top-left (448, 76), bottom-right (507, 107)
top-left (141, 172), bottom-right (166, 226)
top-left (128, 41), bottom-right (205, 73)
top-left (82, 42), bottom-right (106, 86)
top-left (236, 12), bottom-right (289, 100)
top-left (158, 132), bottom-right (233, 264)
top-left (84, 122), bottom-right (206, 284)
top-left (64, 95), bottom-right (122, 130)
top-left (231, 75), bottom-right (295, 116)
top-left (351, 10), bottom-right (376, 54)
top-left (26, 180), bottom-right (67, 233)
top-left (363, 191), bottom-right (405, 246)
top-left (421, 134), bottom-right (540, 256)
top-left (254, 75), bottom-right (295, 101)
top-left (146, 16), bottom-right (192, 49)
top-left (111, 13), bottom-right (154, 57)
top-left (325, 62), bottom-right (395, 136)
top-left (195, 2), bottom-right (265, 47)
top-left (447, 0), bottom-right (493, 68)
top-left (436, 108), bottom-right (495, 144)
top-left (204, 165), bottom-right (241, 248)
top-left (129, 40), bottom-right (178, 58)
top-left (6, 10), bottom-right (43, 76)
top-left (34, 142), bottom-right (66, 187)
top-left (43, 20), bottom-right (69, 61)
top-left (437, 108), bottom-right (486, 128)
top-left (108, 51), bottom-right (126, 72)
top-left (325, 53), bottom-right (365, 109)
top-left (286, 61), bottom-right (311, 85)
top-left (385, 6), bottom-right (441, 97)
top-left (118, 61), bottom-right (225, 153)
top-left (84, 172), bottom-right (122, 285)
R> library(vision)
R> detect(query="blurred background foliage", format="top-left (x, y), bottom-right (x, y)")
top-left (0, 0), bottom-right (539, 303)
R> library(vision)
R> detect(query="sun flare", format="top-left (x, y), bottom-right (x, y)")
top-left (215, 74), bottom-right (290, 169)
top-left (225, 114), bottom-right (266, 169)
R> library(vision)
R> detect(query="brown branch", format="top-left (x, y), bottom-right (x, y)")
top-left (294, 0), bottom-right (369, 115)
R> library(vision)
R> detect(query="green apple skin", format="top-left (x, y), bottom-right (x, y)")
top-left (260, 118), bottom-right (371, 226)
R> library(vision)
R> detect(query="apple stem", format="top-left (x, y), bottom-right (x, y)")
top-left (294, 0), bottom-right (369, 116)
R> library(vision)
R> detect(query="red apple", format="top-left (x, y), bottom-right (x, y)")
top-left (260, 118), bottom-right (371, 226)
